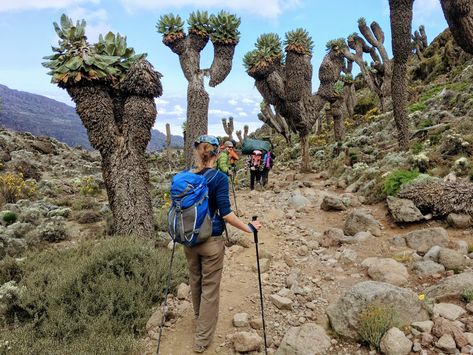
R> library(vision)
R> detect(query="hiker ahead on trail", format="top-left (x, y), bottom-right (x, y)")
top-left (216, 140), bottom-right (239, 176)
top-left (184, 135), bottom-right (261, 353)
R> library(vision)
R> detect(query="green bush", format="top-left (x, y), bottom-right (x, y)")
top-left (0, 256), bottom-right (24, 284)
top-left (409, 102), bottom-right (427, 113)
top-left (382, 170), bottom-right (420, 196)
top-left (411, 142), bottom-right (423, 154)
top-left (1, 236), bottom-right (188, 353)
top-left (1, 211), bottom-right (17, 226)
top-left (354, 95), bottom-right (377, 116)
top-left (417, 118), bottom-right (433, 129)
top-left (358, 304), bottom-right (399, 349)
top-left (463, 288), bottom-right (473, 303)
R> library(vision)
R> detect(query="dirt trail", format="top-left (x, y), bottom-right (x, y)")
top-left (145, 170), bottom-right (472, 355)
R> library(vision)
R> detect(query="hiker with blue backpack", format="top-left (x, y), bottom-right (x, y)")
top-left (164, 135), bottom-right (261, 354)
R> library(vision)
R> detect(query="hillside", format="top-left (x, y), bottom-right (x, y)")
top-left (0, 84), bottom-right (183, 151)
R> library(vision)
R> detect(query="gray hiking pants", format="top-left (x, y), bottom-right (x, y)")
top-left (184, 236), bottom-right (225, 348)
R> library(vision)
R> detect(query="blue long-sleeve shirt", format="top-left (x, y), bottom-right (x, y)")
top-left (197, 168), bottom-right (232, 236)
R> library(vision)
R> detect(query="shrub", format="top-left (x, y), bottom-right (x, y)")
top-left (2, 211), bottom-right (17, 226)
top-left (0, 256), bottom-right (24, 284)
top-left (409, 102), bottom-right (427, 113)
top-left (463, 288), bottom-right (473, 303)
top-left (78, 176), bottom-right (101, 196)
top-left (382, 170), bottom-right (420, 196)
top-left (354, 95), bottom-right (377, 116)
top-left (154, 207), bottom-right (168, 232)
top-left (358, 304), bottom-right (399, 349)
top-left (411, 142), bottom-right (423, 154)
top-left (1, 237), bottom-right (187, 353)
top-left (0, 172), bottom-right (36, 204)
top-left (418, 118), bottom-right (433, 129)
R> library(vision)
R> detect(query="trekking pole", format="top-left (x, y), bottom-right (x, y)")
top-left (156, 241), bottom-right (176, 355)
top-left (249, 216), bottom-right (268, 355)
top-left (230, 174), bottom-right (239, 217)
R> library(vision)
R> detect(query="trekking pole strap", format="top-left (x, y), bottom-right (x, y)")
top-left (156, 241), bottom-right (176, 355)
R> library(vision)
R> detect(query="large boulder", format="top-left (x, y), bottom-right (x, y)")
top-left (404, 228), bottom-right (449, 253)
top-left (326, 281), bottom-right (429, 339)
top-left (425, 272), bottom-right (473, 301)
top-left (447, 213), bottom-right (472, 228)
top-left (275, 323), bottom-right (331, 355)
top-left (366, 258), bottom-right (409, 286)
top-left (387, 196), bottom-right (425, 223)
top-left (343, 210), bottom-right (382, 237)
top-left (438, 248), bottom-right (466, 271)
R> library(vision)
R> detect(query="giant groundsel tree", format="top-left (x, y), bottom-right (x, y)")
top-left (244, 30), bottom-right (346, 171)
top-left (440, 0), bottom-right (473, 54)
top-left (43, 15), bottom-right (162, 237)
top-left (157, 11), bottom-right (240, 166)
top-left (343, 19), bottom-right (393, 112)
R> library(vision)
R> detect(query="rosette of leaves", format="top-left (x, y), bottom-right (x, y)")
top-left (188, 10), bottom-right (211, 37)
top-left (209, 11), bottom-right (241, 45)
top-left (256, 33), bottom-right (283, 64)
top-left (243, 49), bottom-right (260, 72)
top-left (284, 28), bottom-right (314, 55)
top-left (156, 14), bottom-right (185, 44)
top-left (326, 38), bottom-right (346, 51)
top-left (42, 14), bottom-right (143, 88)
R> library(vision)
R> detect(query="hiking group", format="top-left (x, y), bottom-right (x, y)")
top-left (160, 135), bottom-right (273, 354)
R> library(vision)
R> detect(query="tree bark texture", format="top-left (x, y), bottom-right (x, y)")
top-left (441, 0), bottom-right (473, 54)
top-left (389, 0), bottom-right (414, 150)
top-left (185, 77), bottom-right (209, 168)
top-left (300, 133), bottom-right (310, 172)
top-left (330, 98), bottom-right (345, 143)
top-left (67, 62), bottom-right (160, 237)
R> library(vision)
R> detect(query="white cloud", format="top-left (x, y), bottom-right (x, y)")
top-left (241, 98), bottom-right (255, 104)
top-left (119, 0), bottom-right (300, 18)
top-left (0, 0), bottom-right (99, 12)
top-left (228, 99), bottom-right (238, 105)
top-left (235, 107), bottom-right (244, 111)
top-left (156, 98), bottom-right (169, 106)
top-left (209, 109), bottom-right (232, 116)
top-left (238, 112), bottom-right (248, 117)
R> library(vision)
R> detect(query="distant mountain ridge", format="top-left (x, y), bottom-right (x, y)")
top-left (0, 84), bottom-right (183, 151)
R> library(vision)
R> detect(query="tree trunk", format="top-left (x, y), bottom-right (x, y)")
top-left (331, 99), bottom-right (345, 143)
top-left (344, 84), bottom-right (356, 118)
top-left (440, 0), bottom-right (473, 54)
top-left (185, 76), bottom-right (209, 167)
top-left (102, 149), bottom-right (153, 237)
top-left (68, 84), bottom-right (157, 238)
top-left (389, 0), bottom-right (414, 150)
top-left (300, 133), bottom-right (311, 172)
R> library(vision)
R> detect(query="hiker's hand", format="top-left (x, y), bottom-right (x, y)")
top-left (249, 220), bottom-right (262, 231)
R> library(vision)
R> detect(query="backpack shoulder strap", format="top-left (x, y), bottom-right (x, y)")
top-left (203, 168), bottom-right (219, 184)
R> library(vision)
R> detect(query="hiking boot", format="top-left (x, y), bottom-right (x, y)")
top-left (193, 344), bottom-right (207, 353)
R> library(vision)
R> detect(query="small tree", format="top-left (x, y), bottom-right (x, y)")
top-left (157, 11), bottom-right (240, 167)
top-left (43, 15), bottom-right (162, 237)
top-left (222, 116), bottom-right (234, 140)
top-left (412, 25), bottom-right (428, 60)
top-left (165, 123), bottom-right (171, 159)
top-left (343, 19), bottom-right (393, 112)
top-left (441, 0), bottom-right (473, 54)
top-left (389, 0), bottom-right (414, 151)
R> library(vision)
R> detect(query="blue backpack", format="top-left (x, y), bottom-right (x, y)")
top-left (167, 169), bottom-right (218, 247)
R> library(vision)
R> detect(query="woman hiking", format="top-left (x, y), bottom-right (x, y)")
top-left (187, 135), bottom-right (262, 353)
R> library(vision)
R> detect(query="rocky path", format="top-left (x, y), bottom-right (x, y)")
top-left (144, 169), bottom-right (473, 355)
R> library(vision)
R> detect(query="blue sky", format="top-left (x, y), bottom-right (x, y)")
top-left (0, 0), bottom-right (447, 136)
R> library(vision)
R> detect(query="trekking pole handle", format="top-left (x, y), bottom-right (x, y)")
top-left (249, 216), bottom-right (258, 244)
